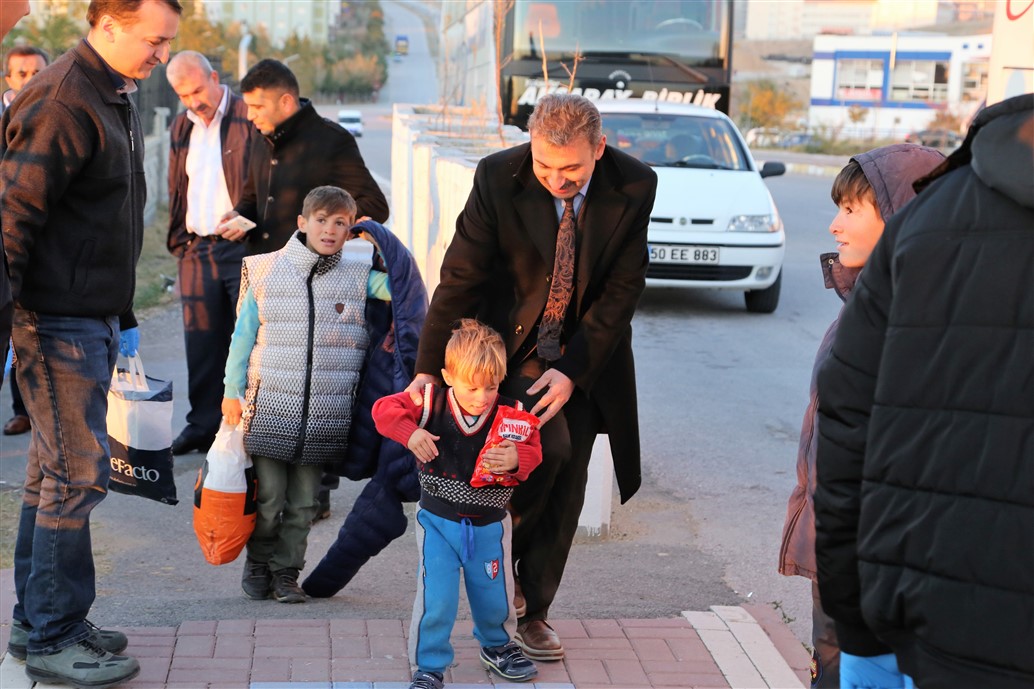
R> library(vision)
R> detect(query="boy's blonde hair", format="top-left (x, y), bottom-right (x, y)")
top-left (302, 185), bottom-right (357, 220)
top-left (444, 319), bottom-right (507, 386)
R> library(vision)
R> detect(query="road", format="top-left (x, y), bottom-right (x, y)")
top-left (0, 0), bottom-right (848, 648)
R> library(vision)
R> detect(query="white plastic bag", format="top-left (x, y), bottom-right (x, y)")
top-left (193, 421), bottom-right (257, 565)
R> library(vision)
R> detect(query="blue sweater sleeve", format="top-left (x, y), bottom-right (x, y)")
top-left (368, 270), bottom-right (391, 301)
top-left (224, 287), bottom-right (259, 399)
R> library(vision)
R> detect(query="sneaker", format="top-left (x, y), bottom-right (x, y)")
top-left (26, 638), bottom-right (139, 688)
top-left (480, 641), bottom-right (538, 682)
top-left (242, 558), bottom-right (272, 600)
top-left (409, 670), bottom-right (444, 689)
top-left (272, 568), bottom-right (306, 603)
top-left (7, 619), bottom-right (129, 661)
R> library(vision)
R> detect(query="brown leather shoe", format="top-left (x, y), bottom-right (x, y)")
top-left (513, 577), bottom-right (526, 618)
top-left (515, 619), bottom-right (564, 661)
top-left (3, 415), bottom-right (30, 436)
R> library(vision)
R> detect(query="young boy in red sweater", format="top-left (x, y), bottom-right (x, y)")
top-left (373, 319), bottom-right (542, 688)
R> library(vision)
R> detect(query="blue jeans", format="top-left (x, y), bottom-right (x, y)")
top-left (11, 309), bottom-right (119, 654)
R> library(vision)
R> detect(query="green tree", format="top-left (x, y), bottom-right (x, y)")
top-left (4, 12), bottom-right (85, 57)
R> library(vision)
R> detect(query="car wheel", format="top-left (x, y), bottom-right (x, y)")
top-left (744, 272), bottom-right (781, 314)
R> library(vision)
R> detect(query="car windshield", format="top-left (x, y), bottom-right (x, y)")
top-left (601, 112), bottom-right (750, 171)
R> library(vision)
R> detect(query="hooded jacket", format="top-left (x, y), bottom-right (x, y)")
top-left (815, 94), bottom-right (1034, 687)
top-left (302, 219), bottom-right (428, 598)
top-left (779, 144), bottom-right (944, 580)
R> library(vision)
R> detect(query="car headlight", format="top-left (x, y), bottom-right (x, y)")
top-left (727, 214), bottom-right (781, 232)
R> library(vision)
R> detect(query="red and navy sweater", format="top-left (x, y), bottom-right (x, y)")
top-left (372, 385), bottom-right (542, 524)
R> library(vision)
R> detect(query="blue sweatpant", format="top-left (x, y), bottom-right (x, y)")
top-left (409, 508), bottom-right (516, 674)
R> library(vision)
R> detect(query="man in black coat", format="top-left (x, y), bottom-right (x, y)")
top-left (165, 50), bottom-right (258, 454)
top-left (220, 58), bottom-right (388, 255)
top-left (408, 93), bottom-right (657, 661)
top-left (815, 93), bottom-right (1034, 688)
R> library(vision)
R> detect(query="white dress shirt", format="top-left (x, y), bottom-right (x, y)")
top-left (184, 85), bottom-right (234, 237)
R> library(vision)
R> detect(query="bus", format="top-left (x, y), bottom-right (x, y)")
top-left (439, 0), bottom-right (733, 130)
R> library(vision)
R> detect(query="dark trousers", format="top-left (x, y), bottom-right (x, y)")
top-left (9, 367), bottom-right (26, 416)
top-left (178, 237), bottom-right (244, 438)
top-left (503, 357), bottom-right (603, 623)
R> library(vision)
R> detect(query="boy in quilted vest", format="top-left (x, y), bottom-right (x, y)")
top-left (222, 185), bottom-right (391, 603)
top-left (373, 320), bottom-right (542, 688)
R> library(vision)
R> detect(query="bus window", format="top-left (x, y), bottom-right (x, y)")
top-left (524, 3), bottom-right (560, 38)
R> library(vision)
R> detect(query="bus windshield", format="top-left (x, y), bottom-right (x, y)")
top-left (512, 0), bottom-right (728, 66)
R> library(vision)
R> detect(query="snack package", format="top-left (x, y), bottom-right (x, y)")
top-left (470, 405), bottom-right (539, 488)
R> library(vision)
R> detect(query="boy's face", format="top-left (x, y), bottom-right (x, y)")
top-left (830, 196), bottom-right (885, 268)
top-left (441, 369), bottom-right (500, 417)
top-left (299, 210), bottom-right (355, 255)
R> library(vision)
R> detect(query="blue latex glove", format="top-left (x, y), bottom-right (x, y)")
top-left (840, 652), bottom-right (913, 689)
top-left (119, 327), bottom-right (140, 358)
top-left (3, 341), bottom-right (12, 378)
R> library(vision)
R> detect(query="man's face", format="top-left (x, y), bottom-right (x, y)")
top-left (530, 132), bottom-right (606, 199)
top-left (97, 0), bottom-right (179, 80)
top-left (299, 209), bottom-right (355, 256)
top-left (0, 0), bottom-right (30, 40)
top-left (5, 54), bottom-right (46, 93)
top-left (243, 88), bottom-right (293, 136)
top-left (169, 67), bottom-right (222, 125)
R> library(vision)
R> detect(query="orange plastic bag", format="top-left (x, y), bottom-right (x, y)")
top-left (470, 405), bottom-right (539, 488)
top-left (193, 422), bottom-right (258, 565)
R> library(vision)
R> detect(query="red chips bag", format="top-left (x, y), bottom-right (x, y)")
top-left (471, 405), bottom-right (539, 488)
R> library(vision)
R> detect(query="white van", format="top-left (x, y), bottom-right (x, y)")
top-left (336, 109), bottom-right (363, 137)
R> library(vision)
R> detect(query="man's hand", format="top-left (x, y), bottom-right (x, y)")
top-left (405, 373), bottom-right (441, 404)
top-left (222, 397), bottom-right (243, 426)
top-left (119, 327), bottom-right (139, 357)
top-left (407, 428), bottom-right (440, 463)
top-left (527, 368), bottom-right (574, 425)
top-left (840, 652), bottom-right (913, 689)
top-left (481, 439), bottom-right (519, 473)
top-left (216, 210), bottom-right (249, 242)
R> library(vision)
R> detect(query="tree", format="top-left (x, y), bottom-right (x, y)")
top-left (4, 12), bottom-right (84, 57)
top-left (739, 80), bottom-right (801, 131)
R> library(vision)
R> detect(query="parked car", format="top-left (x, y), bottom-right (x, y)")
top-left (598, 101), bottom-right (787, 313)
top-left (337, 109), bottom-right (363, 137)
top-left (905, 128), bottom-right (961, 150)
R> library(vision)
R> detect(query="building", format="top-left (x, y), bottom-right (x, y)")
top-left (202, 0), bottom-right (339, 47)
top-left (808, 32), bottom-right (991, 139)
top-left (744, 0), bottom-right (984, 41)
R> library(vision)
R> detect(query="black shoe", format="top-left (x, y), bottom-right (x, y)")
top-left (480, 640), bottom-right (538, 682)
top-left (409, 670), bottom-right (444, 689)
top-left (26, 639), bottom-right (139, 688)
top-left (8, 619), bottom-right (129, 661)
top-left (312, 489), bottom-right (331, 524)
top-left (242, 558), bottom-right (272, 600)
top-left (272, 568), bottom-right (307, 603)
top-left (171, 428), bottom-right (215, 455)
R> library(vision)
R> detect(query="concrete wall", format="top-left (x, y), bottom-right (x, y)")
top-left (142, 107), bottom-right (171, 226)
top-left (391, 104), bottom-right (616, 538)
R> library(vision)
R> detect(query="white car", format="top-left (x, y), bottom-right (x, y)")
top-left (597, 101), bottom-right (786, 313)
top-left (337, 109), bottom-right (363, 137)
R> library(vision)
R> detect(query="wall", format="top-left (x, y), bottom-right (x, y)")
top-left (142, 108), bottom-right (171, 226)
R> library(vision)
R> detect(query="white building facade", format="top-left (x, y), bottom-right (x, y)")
top-left (202, 0), bottom-right (339, 46)
top-left (808, 32), bottom-right (991, 138)
top-left (745, 0), bottom-right (941, 41)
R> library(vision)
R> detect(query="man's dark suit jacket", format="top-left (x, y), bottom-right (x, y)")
top-left (415, 142), bottom-right (657, 503)
top-left (167, 89), bottom-right (257, 257)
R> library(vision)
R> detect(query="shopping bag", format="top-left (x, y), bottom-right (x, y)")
top-left (106, 355), bottom-right (177, 505)
top-left (193, 421), bottom-right (258, 565)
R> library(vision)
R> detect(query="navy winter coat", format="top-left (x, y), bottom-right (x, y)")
top-left (303, 219), bottom-right (426, 597)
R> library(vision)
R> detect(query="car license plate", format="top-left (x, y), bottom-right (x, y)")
top-left (649, 244), bottom-right (720, 264)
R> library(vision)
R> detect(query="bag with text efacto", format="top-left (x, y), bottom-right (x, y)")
top-left (193, 421), bottom-right (258, 565)
top-left (106, 355), bottom-right (177, 505)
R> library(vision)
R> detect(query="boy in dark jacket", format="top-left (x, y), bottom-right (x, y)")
top-left (778, 144), bottom-right (943, 688)
top-left (373, 320), bottom-right (541, 688)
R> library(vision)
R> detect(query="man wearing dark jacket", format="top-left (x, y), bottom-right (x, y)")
top-left (166, 50), bottom-right (257, 455)
top-left (815, 93), bottom-right (1034, 689)
top-left (221, 58), bottom-right (388, 255)
top-left (0, 2), bottom-right (182, 685)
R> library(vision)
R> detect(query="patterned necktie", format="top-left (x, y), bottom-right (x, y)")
top-left (537, 196), bottom-right (577, 361)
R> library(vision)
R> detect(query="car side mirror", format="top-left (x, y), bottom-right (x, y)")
top-left (760, 161), bottom-right (786, 179)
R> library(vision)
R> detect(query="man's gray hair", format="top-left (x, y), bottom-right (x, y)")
top-left (167, 50), bottom-right (215, 79)
top-left (527, 93), bottom-right (603, 148)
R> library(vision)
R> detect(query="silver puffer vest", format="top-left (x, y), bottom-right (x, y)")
top-left (240, 232), bottom-right (371, 464)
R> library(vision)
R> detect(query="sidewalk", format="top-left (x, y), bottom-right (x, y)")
top-left (0, 591), bottom-right (810, 689)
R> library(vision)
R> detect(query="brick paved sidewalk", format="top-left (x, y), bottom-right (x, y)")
top-left (0, 605), bottom-right (809, 689)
